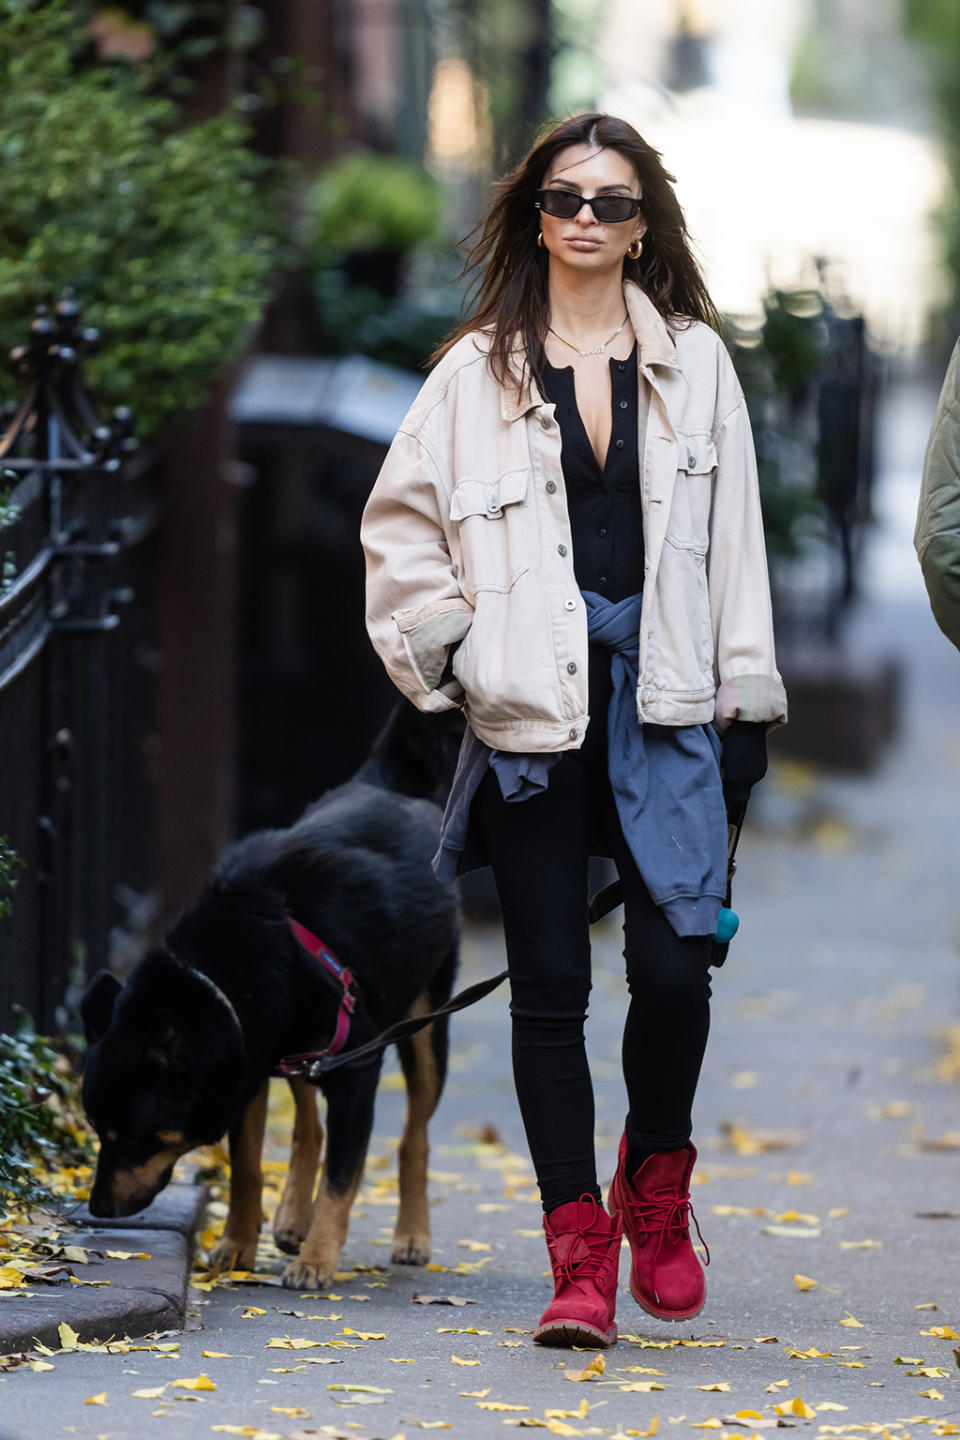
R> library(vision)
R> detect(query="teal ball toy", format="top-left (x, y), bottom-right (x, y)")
top-left (715, 907), bottom-right (740, 944)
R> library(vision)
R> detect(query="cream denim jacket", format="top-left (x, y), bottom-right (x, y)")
top-left (362, 282), bottom-right (787, 752)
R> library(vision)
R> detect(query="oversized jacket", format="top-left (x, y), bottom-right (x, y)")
top-left (361, 281), bottom-right (787, 752)
top-left (915, 336), bottom-right (960, 652)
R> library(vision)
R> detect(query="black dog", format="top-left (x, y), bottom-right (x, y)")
top-left (80, 705), bottom-right (461, 1289)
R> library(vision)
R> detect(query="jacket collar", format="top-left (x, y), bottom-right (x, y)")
top-left (499, 280), bottom-right (679, 423)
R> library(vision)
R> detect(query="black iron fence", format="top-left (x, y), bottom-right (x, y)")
top-left (0, 298), bottom-right (160, 1032)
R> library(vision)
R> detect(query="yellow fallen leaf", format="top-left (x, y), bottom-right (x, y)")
top-left (327, 1383), bottom-right (394, 1393)
top-left (679, 1339), bottom-right (725, 1348)
top-left (458, 1239), bottom-right (492, 1251)
top-left (776, 1209), bottom-right (819, 1224)
top-left (266, 1337), bottom-right (322, 1350)
top-left (691, 1422), bottom-right (723, 1431)
top-left (390, 1357), bottom-right (416, 1363)
top-left (775, 1398), bottom-right (816, 1419)
top-left (210, 1429), bottom-right (282, 1439)
top-left (451, 1355), bottom-right (480, 1365)
top-left (623, 1367), bottom-right (667, 1375)
top-left (816, 1403), bottom-right (849, 1412)
top-left (270, 1406), bottom-right (310, 1416)
top-left (921, 1390), bottom-right (946, 1400)
top-left (341, 1327), bottom-right (385, 1340)
top-left (201, 1351), bottom-right (233, 1358)
top-left (836, 1361), bottom-right (867, 1368)
top-left (924, 1326), bottom-right (960, 1340)
top-left (105, 1250), bottom-right (150, 1260)
top-left (895, 1356), bottom-right (926, 1364)
top-left (916, 1302), bottom-right (939, 1311)
top-left (241, 1306), bottom-right (267, 1317)
top-left (30, 1361), bottom-right (55, 1373)
top-left (412, 1423), bottom-right (451, 1431)
top-left (459, 1388), bottom-right (491, 1398)
top-left (733, 1412), bottom-right (765, 1421)
top-left (84, 1393), bottom-right (108, 1405)
top-left (765, 1380), bottom-right (789, 1392)
top-left (437, 1326), bottom-right (491, 1334)
top-left (131, 1387), bottom-right (166, 1399)
top-left (839, 1312), bottom-right (864, 1327)
top-left (476, 1401), bottom-right (530, 1411)
top-left (171, 1374), bottom-right (216, 1391)
top-left (619, 1381), bottom-right (664, 1392)
top-left (839, 1239), bottom-right (883, 1249)
top-left (793, 1273), bottom-right (817, 1291)
top-left (908, 1367), bottom-right (950, 1378)
top-left (545, 1400), bottom-right (591, 1419)
top-left (697, 1383), bottom-right (731, 1392)
top-left (0, 1266), bottom-right (27, 1289)
top-left (828, 1207), bottom-right (850, 1218)
top-left (784, 1347), bottom-right (833, 1359)
top-left (564, 1353), bottom-right (605, 1382)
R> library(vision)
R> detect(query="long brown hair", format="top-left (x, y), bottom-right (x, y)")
top-left (434, 112), bottom-right (721, 386)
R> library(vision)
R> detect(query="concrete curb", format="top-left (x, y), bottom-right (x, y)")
top-left (0, 1183), bottom-right (206, 1356)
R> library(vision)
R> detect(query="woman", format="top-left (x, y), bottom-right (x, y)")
top-left (361, 113), bottom-right (786, 1347)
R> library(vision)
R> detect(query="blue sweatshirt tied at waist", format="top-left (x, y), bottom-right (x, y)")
top-left (433, 590), bottom-right (728, 937)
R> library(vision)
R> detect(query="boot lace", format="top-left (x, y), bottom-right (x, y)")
top-left (625, 1181), bottom-right (711, 1270)
top-left (546, 1196), bottom-right (617, 1288)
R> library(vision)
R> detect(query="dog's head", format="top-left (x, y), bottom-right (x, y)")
top-left (80, 950), bottom-right (246, 1218)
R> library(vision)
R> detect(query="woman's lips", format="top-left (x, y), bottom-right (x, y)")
top-left (565, 236), bottom-right (602, 250)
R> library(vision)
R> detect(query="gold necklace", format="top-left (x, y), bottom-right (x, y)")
top-left (547, 310), bottom-right (630, 357)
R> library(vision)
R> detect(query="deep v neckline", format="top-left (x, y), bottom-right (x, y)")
top-left (543, 343), bottom-right (638, 476)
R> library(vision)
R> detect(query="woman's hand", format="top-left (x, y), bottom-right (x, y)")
top-left (720, 720), bottom-right (768, 805)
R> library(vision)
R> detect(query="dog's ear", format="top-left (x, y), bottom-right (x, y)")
top-left (81, 970), bottom-right (123, 1045)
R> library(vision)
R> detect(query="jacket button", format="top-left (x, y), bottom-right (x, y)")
top-left (687, 452), bottom-right (696, 468)
top-left (545, 480), bottom-right (557, 494)
top-left (567, 661), bottom-right (578, 674)
top-left (563, 598), bottom-right (576, 611)
top-left (540, 414), bottom-right (552, 429)
top-left (557, 543), bottom-right (568, 556)
top-left (569, 728), bottom-right (578, 740)
top-left (487, 500), bottom-right (500, 514)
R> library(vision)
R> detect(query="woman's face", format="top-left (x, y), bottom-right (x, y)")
top-left (538, 143), bottom-right (646, 275)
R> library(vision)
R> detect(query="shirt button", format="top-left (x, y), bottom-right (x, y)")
top-left (598, 576), bottom-right (608, 588)
top-left (615, 438), bottom-right (625, 450)
top-left (545, 480), bottom-right (557, 494)
top-left (557, 543), bottom-right (568, 556)
top-left (619, 399), bottom-right (629, 410)
top-left (563, 598), bottom-right (576, 611)
top-left (567, 661), bottom-right (578, 674)
top-left (598, 527), bottom-right (607, 538)
top-left (618, 363), bottom-right (625, 372)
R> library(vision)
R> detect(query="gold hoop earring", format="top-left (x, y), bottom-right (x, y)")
top-left (627, 237), bottom-right (643, 261)
top-left (537, 231), bottom-right (544, 249)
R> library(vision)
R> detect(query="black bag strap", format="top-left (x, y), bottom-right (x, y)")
top-left (282, 968), bottom-right (509, 1081)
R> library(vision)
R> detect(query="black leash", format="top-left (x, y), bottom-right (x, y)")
top-left (281, 968), bottom-right (509, 1081)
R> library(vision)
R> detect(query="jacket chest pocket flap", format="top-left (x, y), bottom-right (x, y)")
top-left (449, 469), bottom-right (529, 593)
top-left (666, 432), bottom-right (716, 553)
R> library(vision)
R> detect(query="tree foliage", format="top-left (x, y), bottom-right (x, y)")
top-left (0, 1016), bottom-right (93, 1208)
top-left (0, 1), bottom-right (280, 436)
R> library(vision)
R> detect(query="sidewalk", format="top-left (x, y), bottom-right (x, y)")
top-left (1, 374), bottom-right (958, 1434)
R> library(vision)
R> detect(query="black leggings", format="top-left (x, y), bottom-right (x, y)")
top-left (474, 656), bottom-right (713, 1213)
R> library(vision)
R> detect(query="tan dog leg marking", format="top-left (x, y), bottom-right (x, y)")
top-left (393, 990), bottom-right (440, 1266)
top-left (210, 1080), bottom-right (268, 1273)
top-left (273, 1078), bottom-right (324, 1254)
top-left (281, 1163), bottom-right (364, 1290)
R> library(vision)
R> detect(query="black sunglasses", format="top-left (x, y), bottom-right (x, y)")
top-left (535, 188), bottom-right (643, 224)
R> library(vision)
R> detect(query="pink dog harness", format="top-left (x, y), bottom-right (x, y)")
top-left (275, 916), bottom-right (357, 1076)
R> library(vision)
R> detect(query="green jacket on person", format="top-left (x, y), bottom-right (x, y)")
top-left (916, 337), bottom-right (960, 652)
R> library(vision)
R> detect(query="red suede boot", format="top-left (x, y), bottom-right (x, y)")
top-left (533, 1194), bottom-right (622, 1348)
top-left (608, 1136), bottom-right (708, 1321)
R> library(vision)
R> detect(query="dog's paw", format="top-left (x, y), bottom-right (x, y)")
top-left (273, 1225), bottom-right (305, 1256)
top-left (391, 1233), bottom-right (431, 1267)
top-left (281, 1256), bottom-right (335, 1290)
top-left (208, 1234), bottom-right (258, 1274)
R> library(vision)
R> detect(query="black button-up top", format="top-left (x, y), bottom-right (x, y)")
top-left (541, 344), bottom-right (648, 604)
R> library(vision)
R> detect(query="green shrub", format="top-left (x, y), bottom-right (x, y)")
top-left (0, 1), bottom-right (280, 437)
top-left (304, 153), bottom-right (442, 262)
top-left (0, 1015), bottom-right (93, 1208)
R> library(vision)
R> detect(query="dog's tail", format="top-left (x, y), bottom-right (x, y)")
top-left (353, 702), bottom-right (463, 806)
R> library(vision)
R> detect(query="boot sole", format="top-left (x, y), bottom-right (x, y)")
top-left (629, 1277), bottom-right (706, 1323)
top-left (533, 1320), bottom-right (618, 1348)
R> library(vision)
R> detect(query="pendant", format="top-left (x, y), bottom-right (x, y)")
top-left (578, 344), bottom-right (606, 357)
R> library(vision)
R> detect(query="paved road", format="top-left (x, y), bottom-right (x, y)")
top-left (1, 376), bottom-right (959, 1435)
